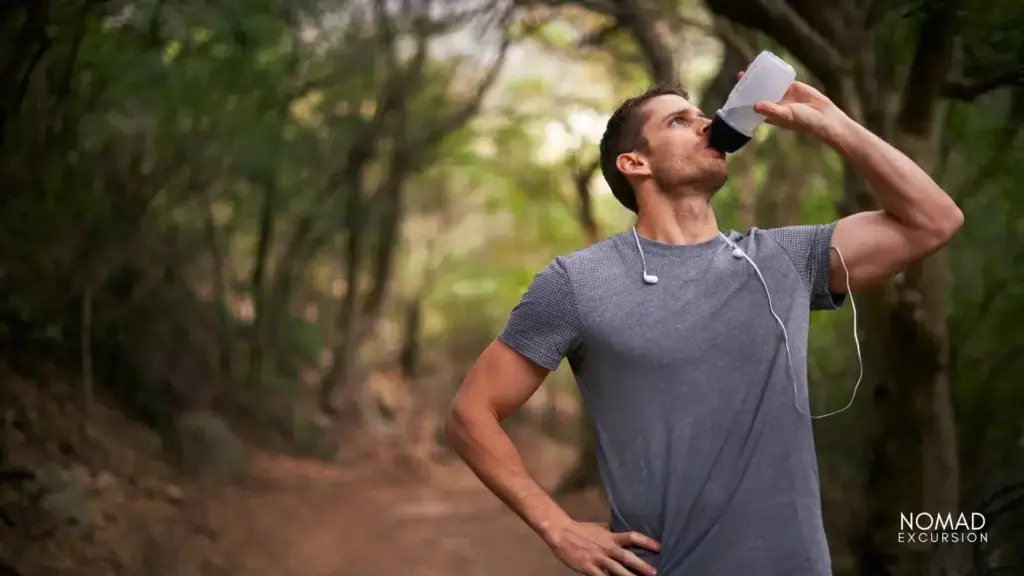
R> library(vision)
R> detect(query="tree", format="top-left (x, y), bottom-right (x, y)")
top-left (314, 0), bottom-right (512, 416)
top-left (0, 0), bottom-right (515, 442)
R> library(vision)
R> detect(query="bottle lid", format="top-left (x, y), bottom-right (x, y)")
top-left (708, 113), bottom-right (751, 154)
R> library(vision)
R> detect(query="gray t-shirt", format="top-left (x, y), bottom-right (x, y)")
top-left (499, 224), bottom-right (845, 576)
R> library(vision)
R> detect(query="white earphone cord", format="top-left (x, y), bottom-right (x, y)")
top-left (633, 227), bottom-right (658, 284)
top-left (632, 227), bottom-right (862, 419)
top-left (763, 243), bottom-right (861, 419)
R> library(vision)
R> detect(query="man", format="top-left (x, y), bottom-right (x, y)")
top-left (445, 76), bottom-right (963, 575)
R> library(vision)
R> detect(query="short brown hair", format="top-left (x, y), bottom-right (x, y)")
top-left (599, 83), bottom-right (690, 213)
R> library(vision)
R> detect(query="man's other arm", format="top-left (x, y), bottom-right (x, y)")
top-left (446, 339), bottom-right (572, 541)
top-left (826, 117), bottom-right (964, 293)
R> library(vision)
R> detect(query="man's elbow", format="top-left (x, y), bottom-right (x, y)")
top-left (445, 395), bottom-right (489, 451)
top-left (444, 398), bottom-right (468, 448)
top-left (923, 202), bottom-right (964, 250)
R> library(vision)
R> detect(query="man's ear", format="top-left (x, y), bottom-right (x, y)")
top-left (616, 152), bottom-right (650, 178)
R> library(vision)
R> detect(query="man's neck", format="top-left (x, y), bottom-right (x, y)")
top-left (634, 194), bottom-right (720, 245)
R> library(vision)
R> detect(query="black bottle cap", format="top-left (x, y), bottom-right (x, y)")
top-left (708, 113), bottom-right (751, 154)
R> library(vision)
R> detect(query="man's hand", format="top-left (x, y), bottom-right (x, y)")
top-left (735, 70), bottom-right (846, 141)
top-left (752, 80), bottom-right (847, 141)
top-left (546, 520), bottom-right (661, 576)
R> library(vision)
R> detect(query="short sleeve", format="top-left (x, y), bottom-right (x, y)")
top-left (764, 223), bottom-right (846, 311)
top-left (498, 258), bottom-right (584, 371)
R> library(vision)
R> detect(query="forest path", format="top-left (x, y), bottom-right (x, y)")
top-left (198, 430), bottom-right (605, 576)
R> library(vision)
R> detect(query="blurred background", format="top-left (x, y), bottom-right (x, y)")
top-left (0, 0), bottom-right (1021, 575)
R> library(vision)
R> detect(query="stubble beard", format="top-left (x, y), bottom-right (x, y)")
top-left (654, 160), bottom-right (728, 199)
top-left (703, 160), bottom-right (729, 193)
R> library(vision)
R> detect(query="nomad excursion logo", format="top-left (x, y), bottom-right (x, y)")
top-left (898, 512), bottom-right (988, 544)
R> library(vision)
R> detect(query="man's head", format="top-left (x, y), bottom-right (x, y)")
top-left (599, 83), bottom-right (727, 213)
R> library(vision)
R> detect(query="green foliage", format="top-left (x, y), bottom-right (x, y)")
top-left (953, 0), bottom-right (1024, 72)
top-left (0, 0), bottom-right (518, 452)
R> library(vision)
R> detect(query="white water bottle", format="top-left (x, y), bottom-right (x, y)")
top-left (708, 50), bottom-right (796, 154)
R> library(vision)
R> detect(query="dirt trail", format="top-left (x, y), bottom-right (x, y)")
top-left (1, 373), bottom-right (602, 576)
top-left (197, 433), bottom-right (606, 576)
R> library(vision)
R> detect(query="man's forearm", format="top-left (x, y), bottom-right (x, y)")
top-left (446, 406), bottom-right (572, 543)
top-left (825, 113), bottom-right (963, 235)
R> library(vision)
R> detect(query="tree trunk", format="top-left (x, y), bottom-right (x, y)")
top-left (573, 158), bottom-right (602, 244)
top-left (247, 171), bottom-right (280, 387)
top-left (613, 0), bottom-right (677, 85)
top-left (0, 0), bottom-right (52, 147)
top-left (753, 131), bottom-right (822, 227)
top-left (360, 167), bottom-right (407, 323)
top-left (80, 280), bottom-right (93, 418)
top-left (203, 180), bottom-right (233, 382)
top-left (245, 76), bottom-right (301, 385)
top-left (697, 20), bottom-right (759, 113)
top-left (849, 5), bottom-right (963, 572)
top-left (318, 180), bottom-right (366, 414)
top-left (398, 295), bottom-right (422, 379)
top-left (853, 131), bottom-right (961, 576)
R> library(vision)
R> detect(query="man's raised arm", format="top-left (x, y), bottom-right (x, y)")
top-left (825, 117), bottom-right (964, 293)
top-left (753, 81), bottom-right (964, 294)
top-left (446, 339), bottom-right (574, 542)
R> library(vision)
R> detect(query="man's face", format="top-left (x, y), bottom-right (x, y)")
top-left (618, 94), bottom-right (728, 193)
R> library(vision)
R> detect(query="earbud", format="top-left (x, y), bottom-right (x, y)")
top-left (723, 235), bottom-right (745, 259)
top-left (632, 227), bottom-right (659, 286)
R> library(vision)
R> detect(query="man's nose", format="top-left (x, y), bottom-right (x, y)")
top-left (699, 117), bottom-right (712, 136)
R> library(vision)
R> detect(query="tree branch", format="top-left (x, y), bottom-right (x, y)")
top-left (571, 156), bottom-right (601, 244)
top-left (895, 0), bottom-right (958, 135)
top-left (707, 17), bottom-right (759, 64)
top-left (704, 0), bottom-right (850, 89)
top-left (579, 21), bottom-right (619, 47)
top-left (944, 69), bottom-right (1023, 102)
top-left (697, 20), bottom-right (760, 111)
top-left (613, 0), bottom-right (677, 84)
top-left (413, 10), bottom-right (512, 149)
top-left (513, 0), bottom-right (617, 17)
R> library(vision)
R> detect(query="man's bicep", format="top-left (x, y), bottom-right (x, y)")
top-left (455, 339), bottom-right (551, 419)
top-left (830, 211), bottom-right (928, 293)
